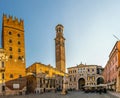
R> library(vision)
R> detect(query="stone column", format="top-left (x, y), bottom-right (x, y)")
top-left (36, 78), bottom-right (40, 93)
top-left (40, 78), bottom-right (43, 93)
top-left (53, 79), bottom-right (55, 88)
top-left (45, 79), bottom-right (48, 88)
top-left (48, 79), bottom-right (50, 88)
top-left (36, 78), bottom-right (40, 88)
top-left (52, 79), bottom-right (53, 88)
top-left (77, 79), bottom-right (79, 90)
top-left (50, 79), bottom-right (52, 88)
top-left (41, 78), bottom-right (43, 88)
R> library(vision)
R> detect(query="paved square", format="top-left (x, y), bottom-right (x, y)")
top-left (0, 91), bottom-right (118, 98)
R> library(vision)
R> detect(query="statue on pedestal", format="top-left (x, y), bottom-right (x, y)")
top-left (61, 75), bottom-right (68, 95)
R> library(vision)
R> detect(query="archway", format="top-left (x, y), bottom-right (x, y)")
top-left (78, 78), bottom-right (85, 90)
top-left (97, 77), bottom-right (104, 85)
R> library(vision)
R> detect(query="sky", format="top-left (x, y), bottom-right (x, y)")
top-left (0, 0), bottom-right (120, 69)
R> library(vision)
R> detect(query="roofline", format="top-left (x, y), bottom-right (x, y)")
top-left (109, 41), bottom-right (120, 58)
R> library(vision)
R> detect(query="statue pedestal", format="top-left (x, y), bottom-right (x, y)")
top-left (61, 89), bottom-right (67, 95)
top-left (61, 75), bottom-right (68, 95)
top-left (61, 82), bottom-right (67, 95)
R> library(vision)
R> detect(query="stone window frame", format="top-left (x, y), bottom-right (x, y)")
top-left (2, 86), bottom-right (5, 91)
top-left (88, 69), bottom-right (90, 72)
top-left (2, 73), bottom-right (4, 79)
top-left (2, 61), bottom-right (4, 68)
top-left (18, 56), bottom-right (22, 60)
top-left (10, 74), bottom-right (13, 78)
top-left (17, 33), bottom-right (20, 37)
top-left (9, 39), bottom-right (12, 43)
top-left (9, 55), bottom-right (13, 59)
top-left (9, 31), bottom-right (12, 35)
top-left (18, 41), bottom-right (21, 45)
top-left (18, 48), bottom-right (21, 52)
top-left (70, 77), bottom-right (72, 82)
top-left (9, 47), bottom-right (12, 51)
top-left (19, 75), bottom-right (22, 78)
top-left (74, 77), bottom-right (76, 81)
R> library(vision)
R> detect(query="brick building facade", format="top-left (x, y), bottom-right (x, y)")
top-left (103, 41), bottom-right (120, 92)
top-left (0, 14), bottom-right (26, 95)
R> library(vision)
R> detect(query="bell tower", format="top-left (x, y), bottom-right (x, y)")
top-left (2, 14), bottom-right (26, 94)
top-left (55, 24), bottom-right (66, 73)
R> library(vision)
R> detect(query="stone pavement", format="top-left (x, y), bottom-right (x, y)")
top-left (108, 91), bottom-right (120, 98)
top-left (0, 91), bottom-right (119, 98)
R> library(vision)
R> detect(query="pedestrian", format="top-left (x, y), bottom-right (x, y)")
top-left (99, 88), bottom-right (102, 94)
top-left (44, 88), bottom-right (45, 93)
top-left (103, 88), bottom-right (107, 93)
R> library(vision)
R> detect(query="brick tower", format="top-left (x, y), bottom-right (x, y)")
top-left (55, 24), bottom-right (66, 73)
top-left (2, 14), bottom-right (26, 94)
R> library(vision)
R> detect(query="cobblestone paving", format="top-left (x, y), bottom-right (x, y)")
top-left (0, 91), bottom-right (118, 98)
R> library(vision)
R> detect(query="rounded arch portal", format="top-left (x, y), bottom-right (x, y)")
top-left (97, 77), bottom-right (104, 85)
top-left (78, 78), bottom-right (85, 90)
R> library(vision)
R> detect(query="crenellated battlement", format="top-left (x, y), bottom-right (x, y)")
top-left (2, 14), bottom-right (24, 30)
